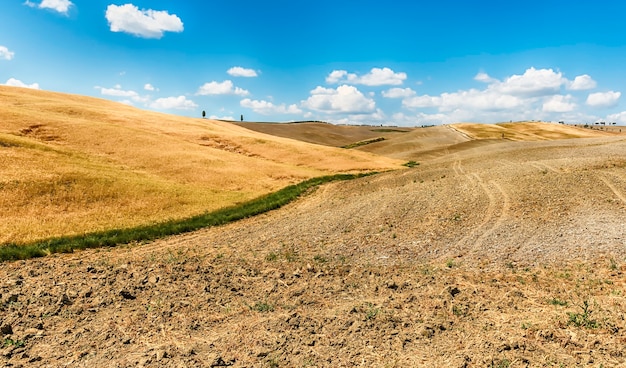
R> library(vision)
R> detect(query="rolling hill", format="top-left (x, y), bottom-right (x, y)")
top-left (0, 86), bottom-right (402, 244)
top-left (2, 87), bottom-right (626, 367)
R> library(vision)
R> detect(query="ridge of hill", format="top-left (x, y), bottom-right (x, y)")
top-left (0, 86), bottom-right (402, 244)
top-left (235, 121), bottom-right (620, 162)
top-left (453, 121), bottom-right (616, 141)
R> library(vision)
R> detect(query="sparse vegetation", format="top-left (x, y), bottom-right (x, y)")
top-left (313, 254), bottom-right (327, 263)
top-left (549, 298), bottom-right (568, 306)
top-left (567, 300), bottom-right (599, 329)
top-left (370, 128), bottom-right (407, 133)
top-left (342, 137), bottom-right (385, 149)
top-left (364, 303), bottom-right (380, 320)
top-left (265, 252), bottom-right (279, 261)
top-left (403, 160), bottom-right (420, 168)
top-left (252, 301), bottom-right (274, 313)
top-left (3, 338), bottom-right (25, 348)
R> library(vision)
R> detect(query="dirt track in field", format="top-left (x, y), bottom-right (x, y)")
top-left (2, 133), bottom-right (626, 367)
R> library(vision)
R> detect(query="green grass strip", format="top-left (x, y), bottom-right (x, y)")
top-left (341, 137), bottom-right (386, 149)
top-left (0, 173), bottom-right (374, 262)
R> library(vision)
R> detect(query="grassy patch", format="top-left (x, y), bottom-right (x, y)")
top-left (402, 161), bottom-right (420, 168)
top-left (567, 300), bottom-right (599, 329)
top-left (548, 298), bottom-right (568, 306)
top-left (251, 301), bottom-right (274, 313)
top-left (0, 173), bottom-right (374, 262)
top-left (370, 128), bottom-right (407, 133)
top-left (342, 137), bottom-right (385, 149)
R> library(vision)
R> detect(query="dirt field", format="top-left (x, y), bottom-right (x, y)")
top-left (2, 130), bottom-right (626, 366)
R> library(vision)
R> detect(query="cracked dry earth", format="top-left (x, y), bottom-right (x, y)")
top-left (2, 137), bottom-right (626, 367)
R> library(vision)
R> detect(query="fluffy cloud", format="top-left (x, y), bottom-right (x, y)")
top-left (0, 46), bottom-right (15, 60)
top-left (394, 67), bottom-right (611, 124)
top-left (382, 87), bottom-right (416, 98)
top-left (491, 67), bottom-right (566, 97)
top-left (301, 85), bottom-right (376, 114)
top-left (586, 91), bottom-right (621, 107)
top-left (568, 74), bottom-right (597, 91)
top-left (105, 4), bottom-right (183, 39)
top-left (209, 115), bottom-right (235, 121)
top-left (149, 96), bottom-right (197, 110)
top-left (196, 80), bottom-right (249, 96)
top-left (95, 85), bottom-right (149, 104)
top-left (542, 95), bottom-right (576, 112)
top-left (606, 111), bottom-right (626, 124)
top-left (474, 72), bottom-right (498, 84)
top-left (25, 0), bottom-right (73, 14)
top-left (144, 83), bottom-right (157, 91)
top-left (3, 78), bottom-right (40, 89)
top-left (403, 89), bottom-right (523, 111)
top-left (240, 99), bottom-right (302, 115)
top-left (227, 67), bottom-right (258, 78)
top-left (326, 67), bottom-right (407, 86)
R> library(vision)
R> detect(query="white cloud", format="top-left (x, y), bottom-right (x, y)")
top-left (394, 67), bottom-right (612, 124)
top-left (227, 67), bottom-right (258, 78)
top-left (105, 4), bottom-right (183, 39)
top-left (392, 112), bottom-right (451, 126)
top-left (326, 67), bottom-right (407, 86)
top-left (568, 74), bottom-right (597, 91)
top-left (586, 91), bottom-right (621, 107)
top-left (301, 85), bottom-right (376, 114)
top-left (491, 67), bottom-right (566, 97)
top-left (209, 115), bottom-right (235, 121)
top-left (474, 72), bottom-right (498, 83)
top-left (196, 80), bottom-right (249, 96)
top-left (382, 87), bottom-right (416, 98)
top-left (149, 96), bottom-right (197, 110)
top-left (144, 83), bottom-right (157, 91)
top-left (542, 95), bottom-right (576, 112)
top-left (3, 78), bottom-right (40, 89)
top-left (95, 85), bottom-right (149, 104)
top-left (0, 46), bottom-right (15, 60)
top-left (607, 111), bottom-right (626, 124)
top-left (403, 89), bottom-right (523, 111)
top-left (24, 0), bottom-right (73, 14)
top-left (325, 70), bottom-right (348, 84)
top-left (240, 99), bottom-right (302, 115)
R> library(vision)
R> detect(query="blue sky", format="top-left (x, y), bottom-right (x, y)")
top-left (2, 1), bottom-right (626, 125)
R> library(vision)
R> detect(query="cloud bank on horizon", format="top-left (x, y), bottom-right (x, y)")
top-left (3, 1), bottom-right (626, 125)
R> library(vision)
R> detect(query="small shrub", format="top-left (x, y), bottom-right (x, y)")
top-left (3, 338), bottom-right (24, 348)
top-left (265, 252), bottom-right (279, 261)
top-left (549, 298), bottom-right (568, 306)
top-left (365, 303), bottom-right (380, 320)
top-left (283, 248), bottom-right (298, 262)
top-left (313, 254), bottom-right (327, 263)
top-left (252, 301), bottom-right (274, 313)
top-left (567, 300), bottom-right (599, 328)
top-left (403, 161), bottom-right (419, 168)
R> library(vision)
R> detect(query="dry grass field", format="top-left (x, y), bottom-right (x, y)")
top-left (0, 86), bottom-right (401, 244)
top-left (1, 87), bottom-right (626, 367)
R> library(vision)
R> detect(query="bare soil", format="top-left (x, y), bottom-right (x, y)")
top-left (2, 134), bottom-right (626, 367)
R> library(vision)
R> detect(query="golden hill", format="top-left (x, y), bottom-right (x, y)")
top-left (453, 121), bottom-right (616, 141)
top-left (0, 86), bottom-right (402, 244)
top-left (236, 121), bottom-right (620, 161)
